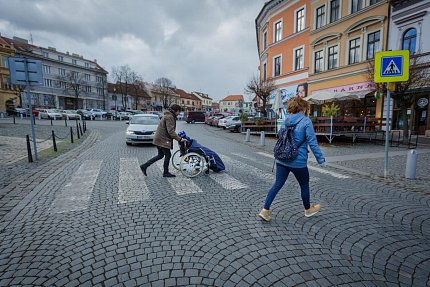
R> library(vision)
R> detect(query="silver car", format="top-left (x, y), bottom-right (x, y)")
top-left (126, 114), bottom-right (160, 145)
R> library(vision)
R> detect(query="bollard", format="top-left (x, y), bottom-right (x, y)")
top-left (76, 126), bottom-right (80, 139)
top-left (245, 128), bottom-right (251, 142)
top-left (50, 118), bottom-right (53, 126)
top-left (79, 123), bottom-right (83, 135)
top-left (13, 115), bottom-right (16, 124)
top-left (405, 149), bottom-right (418, 179)
top-left (52, 130), bottom-right (57, 152)
top-left (65, 118), bottom-right (67, 127)
top-left (38, 113), bottom-right (41, 120)
top-left (70, 126), bottom-right (74, 143)
top-left (100, 114), bottom-right (102, 121)
top-left (33, 115), bottom-right (36, 125)
top-left (20, 114), bottom-right (23, 120)
top-left (26, 135), bottom-right (33, 163)
top-left (260, 131), bottom-right (265, 146)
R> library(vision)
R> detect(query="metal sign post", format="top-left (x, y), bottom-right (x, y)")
top-left (9, 57), bottom-right (43, 161)
top-left (374, 50), bottom-right (409, 177)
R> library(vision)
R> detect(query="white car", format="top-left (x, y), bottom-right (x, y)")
top-left (218, 116), bottom-right (240, 129)
top-left (60, 110), bottom-right (81, 120)
top-left (126, 114), bottom-right (160, 145)
top-left (39, 109), bottom-right (62, 120)
top-left (89, 109), bottom-right (106, 118)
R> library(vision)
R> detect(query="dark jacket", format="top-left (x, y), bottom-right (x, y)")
top-left (153, 110), bottom-right (181, 149)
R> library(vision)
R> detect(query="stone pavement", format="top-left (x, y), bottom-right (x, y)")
top-left (0, 121), bottom-right (429, 286)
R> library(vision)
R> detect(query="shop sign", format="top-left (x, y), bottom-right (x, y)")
top-left (312, 82), bottom-right (376, 94)
top-left (417, 97), bottom-right (428, 108)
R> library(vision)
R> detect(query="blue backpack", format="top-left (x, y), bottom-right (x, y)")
top-left (274, 118), bottom-right (305, 161)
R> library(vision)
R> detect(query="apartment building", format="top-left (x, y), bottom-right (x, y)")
top-left (107, 82), bottom-right (151, 111)
top-left (192, 92), bottom-right (213, 111)
top-left (0, 36), bottom-right (16, 114)
top-left (256, 0), bottom-right (311, 104)
top-left (0, 36), bottom-right (108, 110)
top-left (307, 0), bottom-right (389, 118)
top-left (219, 95), bottom-right (244, 113)
top-left (388, 0), bottom-right (430, 135)
top-left (176, 89), bottom-right (202, 111)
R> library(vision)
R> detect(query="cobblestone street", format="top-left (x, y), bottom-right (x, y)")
top-left (0, 120), bottom-right (429, 286)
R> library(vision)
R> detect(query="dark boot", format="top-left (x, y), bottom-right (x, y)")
top-left (140, 164), bottom-right (148, 176)
top-left (163, 172), bottom-right (176, 178)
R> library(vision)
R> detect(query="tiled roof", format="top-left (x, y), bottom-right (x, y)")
top-left (221, 95), bottom-right (244, 102)
top-left (175, 89), bottom-right (201, 101)
top-left (192, 92), bottom-right (212, 100)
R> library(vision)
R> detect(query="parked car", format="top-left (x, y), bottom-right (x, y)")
top-left (89, 109), bottom-right (107, 118)
top-left (177, 112), bottom-right (185, 120)
top-left (115, 112), bottom-right (131, 120)
top-left (39, 109), bottom-right (62, 120)
top-left (146, 111), bottom-right (163, 118)
top-left (185, 111), bottom-right (206, 123)
top-left (77, 109), bottom-right (94, 120)
top-left (60, 110), bottom-right (81, 120)
top-left (218, 116), bottom-right (240, 129)
top-left (226, 122), bottom-right (242, 133)
top-left (126, 114), bottom-right (160, 145)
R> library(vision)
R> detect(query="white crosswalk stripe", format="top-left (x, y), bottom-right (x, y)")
top-left (51, 160), bottom-right (102, 213)
top-left (221, 154), bottom-right (274, 182)
top-left (155, 161), bottom-right (204, 195)
top-left (118, 158), bottom-right (150, 204)
top-left (209, 172), bottom-right (248, 190)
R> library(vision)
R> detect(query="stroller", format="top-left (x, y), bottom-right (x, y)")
top-left (171, 131), bottom-right (225, 178)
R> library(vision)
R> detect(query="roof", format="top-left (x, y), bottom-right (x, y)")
top-left (0, 36), bottom-right (35, 52)
top-left (192, 92), bottom-right (212, 100)
top-left (220, 95), bottom-right (244, 102)
top-left (175, 89), bottom-right (201, 101)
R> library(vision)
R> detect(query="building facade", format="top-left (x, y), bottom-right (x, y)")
top-left (0, 36), bottom-right (16, 114)
top-left (0, 36), bottom-right (108, 110)
top-left (219, 95), bottom-right (244, 113)
top-left (388, 0), bottom-right (430, 135)
top-left (307, 0), bottom-right (389, 119)
top-left (107, 82), bottom-right (151, 111)
top-left (256, 0), bottom-right (311, 105)
top-left (176, 89), bottom-right (202, 111)
top-left (192, 92), bottom-right (213, 111)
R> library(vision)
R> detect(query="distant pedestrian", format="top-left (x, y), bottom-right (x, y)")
top-left (258, 97), bottom-right (326, 222)
top-left (140, 104), bottom-right (185, 178)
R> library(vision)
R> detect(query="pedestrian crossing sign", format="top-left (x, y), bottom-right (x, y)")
top-left (374, 50), bottom-right (409, 83)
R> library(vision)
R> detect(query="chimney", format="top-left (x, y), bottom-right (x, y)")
top-left (94, 59), bottom-right (97, 63)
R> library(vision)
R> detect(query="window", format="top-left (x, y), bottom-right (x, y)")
top-left (84, 86), bottom-right (92, 92)
top-left (59, 68), bottom-right (66, 76)
top-left (367, 31), bottom-right (380, 60)
top-left (330, 0), bottom-right (340, 23)
top-left (402, 28), bottom-right (417, 55)
top-left (328, 45), bottom-right (339, 69)
top-left (370, 0), bottom-right (380, 4)
top-left (316, 5), bottom-right (325, 29)
top-left (72, 71), bottom-right (79, 79)
top-left (58, 55), bottom-right (63, 62)
top-left (351, 0), bottom-right (363, 13)
top-left (43, 52), bottom-right (49, 57)
top-left (294, 47), bottom-right (304, 70)
top-left (274, 21), bottom-right (282, 42)
top-left (44, 79), bottom-right (53, 87)
top-left (96, 75), bottom-right (102, 83)
top-left (349, 38), bottom-right (361, 64)
top-left (263, 31), bottom-right (267, 49)
top-left (72, 59), bottom-right (77, 65)
top-left (1, 56), bottom-right (8, 68)
top-left (97, 87), bottom-right (103, 95)
top-left (43, 65), bottom-right (51, 74)
top-left (296, 8), bottom-right (305, 32)
top-left (314, 51), bottom-right (323, 73)
top-left (85, 62), bottom-right (90, 68)
top-left (263, 62), bottom-right (267, 81)
top-left (85, 74), bottom-right (91, 81)
top-left (273, 56), bottom-right (281, 77)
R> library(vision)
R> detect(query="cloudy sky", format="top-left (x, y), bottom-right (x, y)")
top-left (0, 0), bottom-right (265, 101)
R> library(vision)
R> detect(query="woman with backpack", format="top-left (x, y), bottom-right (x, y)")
top-left (258, 97), bottom-right (326, 222)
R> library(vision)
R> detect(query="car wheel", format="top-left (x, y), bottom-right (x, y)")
top-left (126, 142), bottom-right (132, 146)
top-left (192, 120), bottom-right (195, 124)
top-left (223, 127), bottom-right (226, 130)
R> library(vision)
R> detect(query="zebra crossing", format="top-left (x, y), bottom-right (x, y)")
top-left (50, 152), bottom-right (349, 213)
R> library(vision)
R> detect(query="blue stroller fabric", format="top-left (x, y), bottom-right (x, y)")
top-left (178, 134), bottom-right (225, 172)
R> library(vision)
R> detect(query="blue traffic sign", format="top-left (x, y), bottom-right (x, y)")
top-left (381, 56), bottom-right (402, 77)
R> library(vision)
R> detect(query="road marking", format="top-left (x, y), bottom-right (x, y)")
top-left (51, 160), bottom-right (102, 213)
top-left (221, 155), bottom-right (274, 182)
top-left (118, 158), bottom-right (150, 204)
top-left (155, 161), bottom-right (204, 195)
top-left (209, 172), bottom-right (248, 190)
top-left (256, 151), bottom-right (349, 179)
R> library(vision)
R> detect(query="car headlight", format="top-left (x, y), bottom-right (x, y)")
top-left (126, 130), bottom-right (135, 135)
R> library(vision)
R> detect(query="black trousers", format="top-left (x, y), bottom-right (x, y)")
top-left (145, 146), bottom-right (172, 173)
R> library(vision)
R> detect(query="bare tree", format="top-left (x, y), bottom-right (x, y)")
top-left (59, 71), bottom-right (87, 109)
top-left (154, 77), bottom-right (176, 108)
top-left (244, 75), bottom-right (275, 117)
top-left (111, 65), bottom-right (133, 110)
top-left (129, 72), bottom-right (149, 110)
top-left (368, 52), bottom-right (430, 143)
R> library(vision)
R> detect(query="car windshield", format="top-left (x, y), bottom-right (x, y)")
top-left (131, 116), bottom-right (160, 125)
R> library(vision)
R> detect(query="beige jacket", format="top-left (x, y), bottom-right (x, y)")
top-left (153, 110), bottom-right (181, 149)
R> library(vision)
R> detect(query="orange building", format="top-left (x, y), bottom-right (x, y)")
top-left (0, 37), bottom-right (17, 114)
top-left (256, 0), bottom-right (311, 104)
top-left (308, 0), bottom-right (390, 118)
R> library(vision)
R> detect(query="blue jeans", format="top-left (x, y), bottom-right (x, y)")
top-left (264, 163), bottom-right (310, 210)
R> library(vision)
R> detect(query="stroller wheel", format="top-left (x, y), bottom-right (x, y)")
top-left (171, 150), bottom-right (182, 171)
top-left (179, 152), bottom-right (204, 178)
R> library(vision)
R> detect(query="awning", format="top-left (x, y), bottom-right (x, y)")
top-left (306, 90), bottom-right (371, 104)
